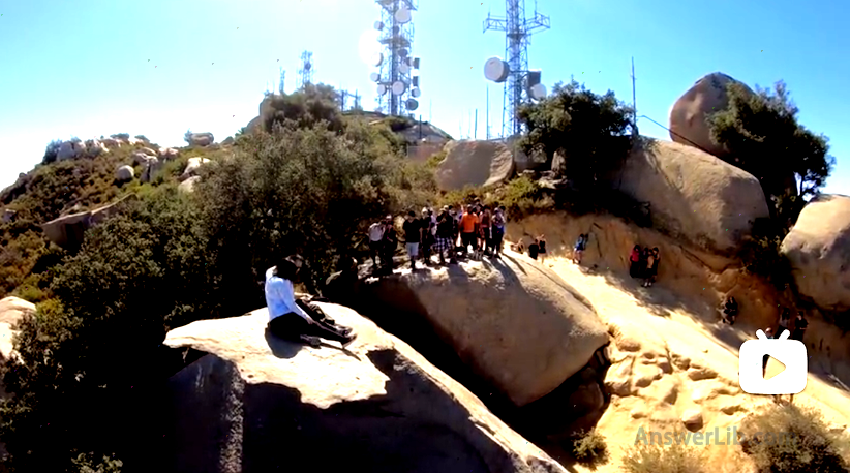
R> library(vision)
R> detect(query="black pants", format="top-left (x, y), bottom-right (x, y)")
top-left (269, 313), bottom-right (349, 344)
top-left (461, 232), bottom-right (477, 251)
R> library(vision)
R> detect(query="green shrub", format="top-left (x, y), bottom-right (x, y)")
top-left (572, 429), bottom-right (609, 467)
top-left (741, 403), bottom-right (850, 473)
top-left (738, 217), bottom-right (793, 291)
top-left (42, 139), bottom-right (63, 164)
top-left (621, 441), bottom-right (707, 473)
top-left (425, 149), bottom-right (447, 170)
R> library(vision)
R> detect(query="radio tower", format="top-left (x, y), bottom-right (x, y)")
top-left (296, 51), bottom-right (314, 90)
top-left (484, 0), bottom-right (549, 137)
top-left (278, 68), bottom-right (286, 95)
top-left (369, 0), bottom-right (422, 116)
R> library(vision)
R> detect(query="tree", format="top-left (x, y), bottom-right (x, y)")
top-left (42, 139), bottom-right (64, 164)
top-left (708, 81), bottom-right (835, 225)
top-left (262, 83), bottom-right (343, 134)
top-left (517, 80), bottom-right (634, 191)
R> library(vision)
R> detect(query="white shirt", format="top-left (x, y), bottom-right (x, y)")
top-left (368, 222), bottom-right (385, 241)
top-left (265, 267), bottom-right (310, 322)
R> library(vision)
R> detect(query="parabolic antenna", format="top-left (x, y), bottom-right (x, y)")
top-left (530, 83), bottom-right (547, 100)
top-left (412, 76), bottom-right (420, 86)
top-left (373, 20), bottom-right (384, 30)
top-left (399, 64), bottom-right (410, 74)
top-left (391, 81), bottom-right (405, 95)
top-left (377, 84), bottom-right (387, 96)
top-left (399, 48), bottom-right (408, 57)
top-left (406, 99), bottom-right (419, 111)
top-left (369, 72), bottom-right (380, 82)
top-left (411, 87), bottom-right (421, 98)
top-left (395, 8), bottom-right (412, 23)
top-left (370, 52), bottom-right (384, 67)
top-left (484, 57), bottom-right (509, 82)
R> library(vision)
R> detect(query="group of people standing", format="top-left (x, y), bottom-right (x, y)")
top-left (368, 201), bottom-right (509, 270)
top-left (629, 246), bottom-right (661, 287)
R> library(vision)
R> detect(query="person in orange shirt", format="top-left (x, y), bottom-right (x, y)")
top-left (459, 205), bottom-right (480, 258)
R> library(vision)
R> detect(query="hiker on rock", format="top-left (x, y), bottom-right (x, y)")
top-left (265, 255), bottom-right (356, 348)
top-left (419, 207), bottom-right (434, 265)
top-left (402, 210), bottom-right (423, 270)
top-left (778, 308), bottom-right (791, 337)
top-left (435, 206), bottom-right (457, 265)
top-left (791, 312), bottom-right (808, 342)
top-left (460, 205), bottom-right (480, 258)
top-left (629, 245), bottom-right (642, 278)
top-left (479, 205), bottom-right (492, 256)
top-left (537, 234), bottom-right (547, 263)
top-left (573, 233), bottom-right (588, 265)
top-left (720, 295), bottom-right (738, 325)
top-left (490, 207), bottom-right (506, 258)
top-left (644, 247), bottom-right (660, 287)
top-left (382, 216), bottom-right (398, 272)
top-left (367, 218), bottom-right (385, 267)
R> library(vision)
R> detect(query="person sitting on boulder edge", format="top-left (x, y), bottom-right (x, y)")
top-left (265, 255), bottom-right (356, 348)
top-left (720, 295), bottom-right (738, 325)
top-left (629, 246), bottom-right (642, 278)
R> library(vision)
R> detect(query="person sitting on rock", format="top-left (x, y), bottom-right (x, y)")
top-left (265, 255), bottom-right (356, 348)
top-left (629, 245), bottom-right (642, 278)
top-left (720, 295), bottom-right (738, 325)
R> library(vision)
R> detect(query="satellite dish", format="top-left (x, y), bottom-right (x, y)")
top-left (304, 62), bottom-right (312, 71)
top-left (399, 64), bottom-right (410, 74)
top-left (369, 72), bottom-right (380, 82)
top-left (413, 57), bottom-right (421, 69)
top-left (373, 20), bottom-right (384, 30)
top-left (406, 99), bottom-right (419, 111)
top-left (411, 87), bottom-right (421, 98)
top-left (391, 81), bottom-right (405, 95)
top-left (377, 84), bottom-right (387, 96)
top-left (484, 57), bottom-right (510, 82)
top-left (395, 8), bottom-right (412, 23)
top-left (370, 52), bottom-right (384, 67)
top-left (399, 48), bottom-right (408, 57)
top-left (412, 76), bottom-right (420, 86)
top-left (530, 83), bottom-right (547, 100)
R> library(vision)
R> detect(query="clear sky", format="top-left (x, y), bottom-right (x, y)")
top-left (1, 0), bottom-right (849, 193)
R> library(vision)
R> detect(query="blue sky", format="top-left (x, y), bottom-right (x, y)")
top-left (1, 0), bottom-right (849, 193)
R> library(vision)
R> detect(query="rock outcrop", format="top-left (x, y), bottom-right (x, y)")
top-left (434, 140), bottom-right (516, 192)
top-left (185, 132), bottom-right (214, 147)
top-left (159, 147), bottom-right (179, 160)
top-left (178, 175), bottom-right (200, 194)
top-left (615, 139), bottom-right (769, 254)
top-left (668, 72), bottom-right (753, 158)
top-left (141, 159), bottom-right (163, 183)
top-left (40, 195), bottom-right (136, 249)
top-left (781, 194), bottom-right (850, 312)
top-left (328, 258), bottom-right (609, 407)
top-left (180, 157), bottom-right (209, 181)
top-left (115, 165), bottom-right (134, 181)
top-left (57, 140), bottom-right (87, 161)
top-left (0, 296), bottom-right (34, 362)
top-left (161, 303), bottom-right (566, 473)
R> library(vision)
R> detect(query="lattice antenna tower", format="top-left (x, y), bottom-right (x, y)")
top-left (368, 0), bottom-right (422, 116)
top-left (296, 50), bottom-right (314, 90)
top-left (278, 68), bottom-right (286, 95)
top-left (484, 0), bottom-right (549, 137)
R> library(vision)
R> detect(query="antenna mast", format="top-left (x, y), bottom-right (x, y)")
top-left (278, 68), bottom-right (286, 95)
top-left (484, 0), bottom-right (549, 137)
top-left (370, 0), bottom-right (421, 116)
top-left (296, 50), bottom-right (313, 90)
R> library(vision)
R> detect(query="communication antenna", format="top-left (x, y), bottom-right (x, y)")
top-left (371, 0), bottom-right (421, 116)
top-left (484, 0), bottom-right (549, 137)
top-left (296, 50), bottom-right (314, 89)
top-left (278, 68), bottom-right (286, 95)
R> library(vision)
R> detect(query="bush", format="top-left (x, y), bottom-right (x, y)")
top-left (741, 403), bottom-right (850, 473)
top-left (621, 441), bottom-right (707, 473)
top-left (110, 133), bottom-right (129, 140)
top-left (738, 217), bottom-right (793, 291)
top-left (262, 83), bottom-right (343, 134)
top-left (708, 81), bottom-right (835, 226)
top-left (42, 139), bottom-right (64, 164)
top-left (518, 79), bottom-right (634, 192)
top-left (572, 429), bottom-right (609, 467)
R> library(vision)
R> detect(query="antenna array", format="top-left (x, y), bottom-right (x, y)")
top-left (369, 0), bottom-right (422, 116)
top-left (484, 0), bottom-right (549, 137)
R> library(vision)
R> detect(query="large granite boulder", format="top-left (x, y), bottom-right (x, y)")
top-left (668, 72), bottom-right (753, 158)
top-left (179, 157), bottom-right (210, 181)
top-left (780, 194), bottom-right (850, 311)
top-left (185, 132), bottom-right (214, 146)
top-left (57, 140), bottom-right (87, 161)
top-left (614, 139), bottom-right (769, 254)
top-left (328, 258), bottom-right (610, 407)
top-left (161, 303), bottom-right (566, 473)
top-left (115, 165), bottom-right (134, 181)
top-left (40, 195), bottom-right (136, 249)
top-left (434, 140), bottom-right (516, 191)
top-left (0, 296), bottom-right (34, 361)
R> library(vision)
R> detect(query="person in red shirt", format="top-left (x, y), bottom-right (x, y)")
top-left (459, 205), bottom-right (480, 258)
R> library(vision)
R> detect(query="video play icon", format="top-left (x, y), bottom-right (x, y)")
top-left (739, 329), bottom-right (807, 394)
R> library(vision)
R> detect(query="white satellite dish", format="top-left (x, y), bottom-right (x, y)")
top-left (399, 64), bottom-right (410, 74)
top-left (370, 52), bottom-right (383, 67)
top-left (530, 83), bottom-right (547, 100)
top-left (373, 20), bottom-right (384, 30)
top-left (395, 8), bottom-right (412, 23)
top-left (406, 99), bottom-right (419, 111)
top-left (369, 72), bottom-right (380, 82)
top-left (411, 87), bottom-right (421, 98)
top-left (391, 81), bottom-right (405, 95)
top-left (399, 48), bottom-right (408, 57)
top-left (377, 84), bottom-right (387, 96)
top-left (484, 57), bottom-right (510, 82)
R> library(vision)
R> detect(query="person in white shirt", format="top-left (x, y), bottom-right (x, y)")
top-left (368, 220), bottom-right (386, 267)
top-left (265, 255), bottom-right (356, 347)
